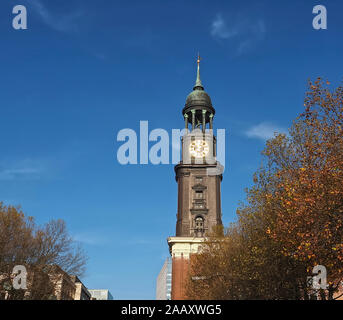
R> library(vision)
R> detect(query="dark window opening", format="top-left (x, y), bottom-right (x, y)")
top-left (194, 216), bottom-right (205, 237)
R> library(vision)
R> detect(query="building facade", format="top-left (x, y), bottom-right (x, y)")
top-left (156, 257), bottom-right (172, 300)
top-left (44, 266), bottom-right (92, 300)
top-left (0, 265), bottom-right (91, 300)
top-left (167, 57), bottom-right (223, 300)
top-left (88, 289), bottom-right (114, 300)
top-left (70, 275), bottom-right (92, 300)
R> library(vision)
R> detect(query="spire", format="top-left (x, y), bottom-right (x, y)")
top-left (193, 53), bottom-right (204, 90)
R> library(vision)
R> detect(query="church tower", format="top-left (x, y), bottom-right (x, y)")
top-left (168, 56), bottom-right (223, 300)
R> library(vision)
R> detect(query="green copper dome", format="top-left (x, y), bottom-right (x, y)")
top-left (185, 89), bottom-right (213, 108)
top-left (182, 56), bottom-right (216, 128)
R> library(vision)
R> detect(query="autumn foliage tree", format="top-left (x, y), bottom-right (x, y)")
top-left (186, 78), bottom-right (343, 300)
top-left (268, 78), bottom-right (343, 299)
top-left (0, 202), bottom-right (87, 300)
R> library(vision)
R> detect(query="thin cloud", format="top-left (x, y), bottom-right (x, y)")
top-left (73, 233), bottom-right (154, 246)
top-left (30, 0), bottom-right (84, 33)
top-left (0, 159), bottom-right (45, 181)
top-left (73, 232), bottom-right (109, 246)
top-left (237, 20), bottom-right (266, 54)
top-left (245, 122), bottom-right (287, 141)
top-left (0, 168), bottom-right (41, 181)
top-left (0, 140), bottom-right (95, 182)
top-left (211, 14), bottom-right (239, 39)
top-left (211, 13), bottom-right (266, 54)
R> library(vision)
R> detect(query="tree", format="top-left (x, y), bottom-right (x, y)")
top-left (186, 177), bottom-right (308, 300)
top-left (267, 79), bottom-right (343, 299)
top-left (186, 79), bottom-right (343, 300)
top-left (0, 202), bottom-right (87, 300)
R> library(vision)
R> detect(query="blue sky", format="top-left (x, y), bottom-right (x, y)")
top-left (0, 0), bottom-right (342, 299)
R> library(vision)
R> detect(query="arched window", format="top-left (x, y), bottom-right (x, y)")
top-left (194, 216), bottom-right (204, 237)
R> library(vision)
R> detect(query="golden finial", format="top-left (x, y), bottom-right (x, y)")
top-left (197, 52), bottom-right (201, 65)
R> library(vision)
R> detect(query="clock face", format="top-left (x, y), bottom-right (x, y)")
top-left (189, 140), bottom-right (209, 158)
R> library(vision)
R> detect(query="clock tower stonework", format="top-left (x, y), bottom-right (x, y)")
top-left (168, 57), bottom-right (223, 300)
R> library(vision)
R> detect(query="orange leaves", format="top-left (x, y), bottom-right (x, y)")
top-left (256, 78), bottom-right (343, 282)
top-left (186, 78), bottom-right (343, 299)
